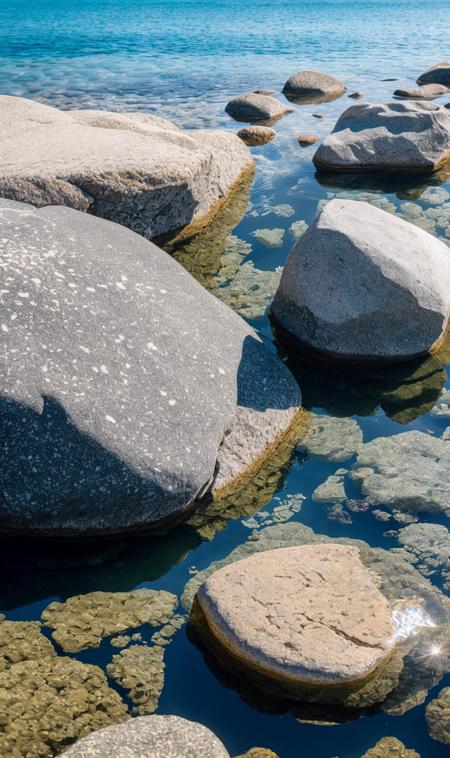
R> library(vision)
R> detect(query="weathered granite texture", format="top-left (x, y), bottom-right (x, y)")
top-left (0, 96), bottom-right (253, 240)
top-left (61, 715), bottom-right (230, 757)
top-left (271, 199), bottom-right (450, 362)
top-left (0, 200), bottom-right (301, 536)
top-left (313, 102), bottom-right (450, 173)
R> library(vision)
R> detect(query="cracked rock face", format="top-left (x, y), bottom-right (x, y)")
top-left (272, 199), bottom-right (450, 362)
top-left (426, 686), bottom-right (450, 744)
top-left (61, 715), bottom-right (230, 758)
top-left (313, 101), bottom-right (450, 173)
top-left (0, 96), bottom-right (253, 240)
top-left (418, 59), bottom-right (450, 87)
top-left (0, 199), bottom-right (301, 536)
top-left (195, 544), bottom-right (395, 691)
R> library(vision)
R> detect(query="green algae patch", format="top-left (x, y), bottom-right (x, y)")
top-left (0, 620), bottom-right (56, 671)
top-left (107, 644), bottom-right (165, 715)
top-left (41, 589), bottom-right (178, 653)
top-left (0, 657), bottom-right (128, 757)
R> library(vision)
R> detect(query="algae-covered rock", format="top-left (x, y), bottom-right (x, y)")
top-left (151, 614), bottom-right (186, 646)
top-left (0, 620), bottom-right (56, 671)
top-left (361, 736), bottom-right (420, 757)
top-left (426, 686), bottom-right (450, 744)
top-left (106, 644), bottom-right (165, 715)
top-left (41, 589), bottom-right (178, 652)
top-left (233, 750), bottom-right (279, 758)
top-left (0, 657), bottom-right (128, 757)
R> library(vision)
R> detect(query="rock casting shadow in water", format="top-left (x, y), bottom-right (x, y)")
top-left (271, 318), bottom-right (450, 424)
top-left (314, 165), bottom-right (450, 199)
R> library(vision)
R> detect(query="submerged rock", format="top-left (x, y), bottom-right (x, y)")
top-left (350, 431), bottom-right (450, 516)
top-left (252, 227), bottom-right (285, 247)
top-left (106, 644), bottom-right (165, 715)
top-left (397, 523), bottom-right (450, 588)
top-left (41, 589), bottom-right (177, 652)
top-left (225, 93), bottom-right (292, 123)
top-left (361, 736), bottom-right (420, 757)
top-left (234, 751), bottom-right (279, 758)
top-left (312, 473), bottom-right (347, 503)
top-left (297, 414), bottom-right (363, 462)
top-left (62, 715), bottom-right (229, 758)
top-left (0, 657), bottom-right (128, 757)
top-left (0, 200), bottom-right (301, 536)
top-left (426, 687), bottom-right (450, 744)
top-left (297, 134), bottom-right (319, 145)
top-left (194, 544), bottom-right (396, 699)
top-left (418, 59), bottom-right (450, 87)
top-left (237, 126), bottom-right (276, 146)
top-left (394, 83), bottom-right (449, 100)
top-left (313, 102), bottom-right (450, 174)
top-left (283, 71), bottom-right (346, 103)
top-left (271, 199), bottom-right (450, 363)
top-left (0, 96), bottom-right (253, 241)
top-left (0, 620), bottom-right (56, 671)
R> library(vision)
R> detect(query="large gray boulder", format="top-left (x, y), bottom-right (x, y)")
top-left (313, 101), bottom-right (450, 174)
top-left (271, 199), bottom-right (450, 363)
top-left (62, 715), bottom-right (230, 757)
top-left (283, 70), bottom-right (346, 103)
top-left (418, 59), bottom-right (450, 87)
top-left (225, 93), bottom-right (292, 123)
top-left (0, 96), bottom-right (253, 240)
top-left (0, 199), bottom-right (301, 536)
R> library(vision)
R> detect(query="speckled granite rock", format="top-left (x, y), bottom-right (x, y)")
top-left (41, 589), bottom-right (177, 652)
top-left (426, 687), bottom-right (450, 744)
top-left (418, 59), bottom-right (450, 87)
top-left (0, 96), bottom-right (253, 240)
top-left (313, 102), bottom-right (450, 173)
top-left (272, 199), bottom-right (450, 362)
top-left (0, 657), bottom-right (128, 757)
top-left (225, 93), bottom-right (292, 123)
top-left (394, 83), bottom-right (449, 99)
top-left (361, 736), bottom-right (420, 757)
top-left (195, 544), bottom-right (395, 692)
top-left (0, 620), bottom-right (56, 671)
top-left (350, 431), bottom-right (450, 516)
top-left (237, 126), bottom-right (276, 146)
top-left (61, 715), bottom-right (230, 757)
top-left (0, 200), bottom-right (301, 536)
top-left (283, 71), bottom-right (346, 102)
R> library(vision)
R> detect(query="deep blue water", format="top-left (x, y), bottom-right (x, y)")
top-left (2, 1), bottom-right (450, 756)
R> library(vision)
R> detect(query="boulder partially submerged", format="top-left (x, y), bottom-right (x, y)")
top-left (394, 83), bottom-right (449, 100)
top-left (237, 125), bottom-right (276, 146)
top-left (418, 59), bottom-right (450, 87)
top-left (0, 200), bottom-right (301, 536)
top-left (313, 102), bottom-right (450, 174)
top-left (271, 199), bottom-right (450, 363)
top-left (0, 95), bottom-right (253, 240)
top-left (283, 71), bottom-right (346, 103)
top-left (225, 93), bottom-right (292, 123)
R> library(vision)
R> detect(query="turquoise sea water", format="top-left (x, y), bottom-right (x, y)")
top-left (2, 1), bottom-right (450, 756)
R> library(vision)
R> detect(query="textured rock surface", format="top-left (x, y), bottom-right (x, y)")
top-left (0, 657), bottom-right (128, 757)
top-left (0, 96), bottom-right (253, 240)
top-left (225, 93), bottom-right (291, 122)
top-left (418, 59), bottom-right (450, 87)
top-left (350, 431), bottom-right (450, 516)
top-left (41, 589), bottom-right (177, 652)
top-left (196, 544), bottom-right (395, 688)
top-left (233, 750), bottom-right (279, 758)
top-left (0, 620), bottom-right (56, 671)
top-left (106, 644), bottom-right (165, 715)
top-left (272, 199), bottom-right (450, 362)
top-left (361, 736), bottom-right (420, 757)
top-left (62, 715), bottom-right (230, 757)
top-left (394, 83), bottom-right (449, 99)
top-left (397, 523), bottom-right (450, 588)
top-left (313, 102), bottom-right (450, 173)
top-left (297, 414), bottom-right (363, 462)
top-left (0, 200), bottom-right (301, 536)
top-left (283, 71), bottom-right (346, 102)
top-left (237, 126), bottom-right (276, 146)
top-left (426, 687), bottom-right (450, 744)
top-left (297, 134), bottom-right (319, 145)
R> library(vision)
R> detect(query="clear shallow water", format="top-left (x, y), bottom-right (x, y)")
top-left (2, 1), bottom-right (450, 756)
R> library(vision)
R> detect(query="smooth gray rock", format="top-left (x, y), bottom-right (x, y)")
top-left (237, 125), bottom-right (275, 146)
top-left (394, 83), bottom-right (449, 100)
top-left (271, 199), bottom-right (450, 362)
top-left (418, 59), bottom-right (450, 87)
top-left (62, 716), bottom-right (230, 757)
top-left (313, 101), bottom-right (450, 174)
top-left (283, 71), bottom-right (346, 102)
top-left (225, 93), bottom-right (292, 123)
top-left (0, 96), bottom-right (253, 240)
top-left (0, 200), bottom-right (301, 536)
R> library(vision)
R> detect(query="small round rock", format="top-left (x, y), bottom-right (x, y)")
top-left (62, 715), bottom-right (230, 757)
top-left (283, 71), bottom-right (346, 102)
top-left (349, 91), bottom-right (364, 99)
top-left (297, 134), bottom-right (319, 145)
top-left (225, 93), bottom-right (291, 122)
top-left (238, 126), bottom-right (276, 146)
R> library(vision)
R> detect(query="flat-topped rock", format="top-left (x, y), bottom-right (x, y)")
top-left (62, 715), bottom-right (230, 757)
top-left (271, 199), bottom-right (450, 362)
top-left (394, 83), bottom-right (449, 99)
top-left (313, 102), bottom-right (450, 174)
top-left (350, 431), bottom-right (450, 516)
top-left (283, 71), bottom-right (346, 103)
top-left (426, 687), bottom-right (450, 744)
top-left (418, 59), bottom-right (450, 87)
top-left (237, 126), bottom-right (276, 146)
top-left (0, 95), bottom-right (253, 240)
top-left (297, 415), bottom-right (363, 462)
top-left (195, 544), bottom-right (395, 693)
top-left (0, 200), bottom-right (301, 536)
top-left (225, 93), bottom-right (292, 123)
